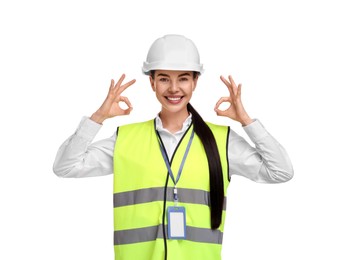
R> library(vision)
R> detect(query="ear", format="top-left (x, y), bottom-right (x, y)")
top-left (149, 76), bottom-right (155, 92)
top-left (192, 75), bottom-right (199, 91)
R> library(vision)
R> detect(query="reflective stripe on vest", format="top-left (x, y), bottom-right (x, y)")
top-left (113, 187), bottom-right (227, 210)
top-left (113, 119), bottom-right (230, 260)
top-left (114, 225), bottom-right (223, 245)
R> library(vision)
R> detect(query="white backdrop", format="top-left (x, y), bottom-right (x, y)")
top-left (1, 0), bottom-right (344, 259)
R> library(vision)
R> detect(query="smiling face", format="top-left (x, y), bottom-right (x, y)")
top-left (150, 70), bottom-right (198, 117)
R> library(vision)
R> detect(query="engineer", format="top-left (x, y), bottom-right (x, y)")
top-left (53, 34), bottom-right (294, 260)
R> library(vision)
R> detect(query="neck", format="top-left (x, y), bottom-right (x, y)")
top-left (159, 108), bottom-right (190, 133)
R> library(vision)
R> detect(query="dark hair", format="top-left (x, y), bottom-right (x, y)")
top-left (150, 70), bottom-right (199, 79)
top-left (151, 70), bottom-right (224, 229)
top-left (187, 103), bottom-right (224, 229)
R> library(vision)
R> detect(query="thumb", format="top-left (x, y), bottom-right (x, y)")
top-left (214, 107), bottom-right (227, 117)
top-left (214, 97), bottom-right (230, 117)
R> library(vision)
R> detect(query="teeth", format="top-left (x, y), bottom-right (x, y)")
top-left (167, 97), bottom-right (182, 101)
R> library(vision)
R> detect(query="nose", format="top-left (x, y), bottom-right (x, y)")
top-left (168, 81), bottom-right (178, 92)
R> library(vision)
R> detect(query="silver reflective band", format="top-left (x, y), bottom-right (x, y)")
top-left (114, 225), bottom-right (223, 245)
top-left (113, 187), bottom-right (227, 210)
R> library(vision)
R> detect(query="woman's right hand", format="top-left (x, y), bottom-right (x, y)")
top-left (90, 74), bottom-right (136, 124)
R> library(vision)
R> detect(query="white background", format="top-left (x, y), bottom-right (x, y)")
top-left (1, 0), bottom-right (344, 259)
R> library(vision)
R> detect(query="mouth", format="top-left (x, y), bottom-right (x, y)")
top-left (166, 96), bottom-right (182, 101)
top-left (165, 96), bottom-right (184, 104)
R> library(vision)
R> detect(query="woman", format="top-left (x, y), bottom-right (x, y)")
top-left (53, 34), bottom-right (293, 260)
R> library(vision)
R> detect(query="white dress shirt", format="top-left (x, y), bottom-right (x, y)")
top-left (53, 115), bottom-right (294, 183)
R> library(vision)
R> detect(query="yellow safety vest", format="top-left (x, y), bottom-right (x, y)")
top-left (113, 119), bottom-right (230, 260)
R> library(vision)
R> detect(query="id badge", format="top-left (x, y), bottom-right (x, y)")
top-left (167, 206), bottom-right (186, 239)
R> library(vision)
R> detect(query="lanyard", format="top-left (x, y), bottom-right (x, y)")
top-left (158, 130), bottom-right (195, 205)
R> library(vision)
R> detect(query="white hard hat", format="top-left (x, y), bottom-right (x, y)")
top-left (142, 34), bottom-right (204, 75)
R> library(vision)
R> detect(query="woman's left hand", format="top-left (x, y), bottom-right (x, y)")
top-left (214, 75), bottom-right (253, 126)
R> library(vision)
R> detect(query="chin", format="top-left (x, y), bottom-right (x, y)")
top-left (162, 103), bottom-right (188, 114)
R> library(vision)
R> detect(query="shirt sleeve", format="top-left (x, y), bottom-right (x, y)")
top-left (228, 119), bottom-right (294, 183)
top-left (53, 117), bottom-right (116, 178)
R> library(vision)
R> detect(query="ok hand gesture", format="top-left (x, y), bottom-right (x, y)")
top-left (91, 74), bottom-right (136, 124)
top-left (214, 75), bottom-right (253, 126)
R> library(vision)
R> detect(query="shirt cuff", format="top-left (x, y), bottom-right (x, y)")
top-left (242, 119), bottom-right (269, 143)
top-left (75, 116), bottom-right (102, 140)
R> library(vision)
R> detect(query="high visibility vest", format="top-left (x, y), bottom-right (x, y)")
top-left (113, 119), bottom-right (230, 260)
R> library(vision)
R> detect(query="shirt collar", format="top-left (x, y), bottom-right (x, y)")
top-left (155, 113), bottom-right (192, 134)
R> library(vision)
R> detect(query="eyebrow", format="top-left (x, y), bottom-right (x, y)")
top-left (178, 73), bottom-right (192, 77)
top-left (157, 73), bottom-right (170, 77)
top-left (156, 73), bottom-right (192, 77)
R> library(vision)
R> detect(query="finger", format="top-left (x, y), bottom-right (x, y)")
top-left (122, 107), bottom-right (133, 115)
top-left (228, 75), bottom-right (238, 95)
top-left (109, 79), bottom-right (115, 90)
top-left (238, 83), bottom-right (242, 97)
top-left (220, 76), bottom-right (231, 90)
top-left (214, 97), bottom-right (230, 110)
top-left (228, 75), bottom-right (237, 86)
top-left (220, 75), bottom-right (234, 96)
top-left (214, 107), bottom-right (228, 117)
top-left (114, 74), bottom-right (126, 89)
top-left (119, 98), bottom-right (133, 115)
top-left (119, 96), bottom-right (133, 109)
top-left (118, 79), bottom-right (136, 94)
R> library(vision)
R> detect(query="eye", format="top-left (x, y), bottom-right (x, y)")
top-left (159, 78), bottom-right (169, 82)
top-left (179, 77), bottom-right (189, 81)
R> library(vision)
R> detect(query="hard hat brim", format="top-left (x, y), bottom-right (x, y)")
top-left (142, 61), bottom-right (204, 75)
